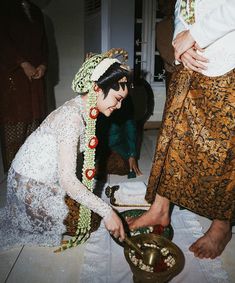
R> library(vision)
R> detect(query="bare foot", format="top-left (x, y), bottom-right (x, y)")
top-left (189, 219), bottom-right (232, 259)
top-left (127, 194), bottom-right (170, 230)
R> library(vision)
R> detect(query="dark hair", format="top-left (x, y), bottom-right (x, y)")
top-left (96, 62), bottom-right (130, 98)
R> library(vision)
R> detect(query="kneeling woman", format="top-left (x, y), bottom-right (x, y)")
top-left (0, 49), bottom-right (130, 251)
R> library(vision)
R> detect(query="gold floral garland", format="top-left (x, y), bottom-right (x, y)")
top-left (180, 0), bottom-right (195, 25)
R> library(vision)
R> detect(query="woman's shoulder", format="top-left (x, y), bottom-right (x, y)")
top-left (38, 97), bottom-right (85, 134)
top-left (51, 97), bottom-right (85, 120)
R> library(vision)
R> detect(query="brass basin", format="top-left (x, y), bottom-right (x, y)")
top-left (124, 234), bottom-right (185, 283)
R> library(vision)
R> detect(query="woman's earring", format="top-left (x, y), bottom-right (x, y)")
top-left (93, 84), bottom-right (101, 93)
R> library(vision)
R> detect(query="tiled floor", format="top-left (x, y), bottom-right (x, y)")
top-left (0, 129), bottom-right (234, 283)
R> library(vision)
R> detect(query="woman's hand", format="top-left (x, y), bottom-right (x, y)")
top-left (129, 157), bottom-right (142, 176)
top-left (20, 61), bottom-right (37, 81)
top-left (103, 210), bottom-right (125, 241)
top-left (180, 47), bottom-right (208, 73)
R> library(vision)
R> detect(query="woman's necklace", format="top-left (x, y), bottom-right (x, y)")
top-left (180, 0), bottom-right (195, 25)
top-left (55, 91), bottom-right (99, 252)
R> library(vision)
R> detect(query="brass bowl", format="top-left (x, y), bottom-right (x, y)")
top-left (124, 234), bottom-right (185, 283)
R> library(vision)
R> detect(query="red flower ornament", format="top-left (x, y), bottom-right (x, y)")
top-left (85, 168), bottom-right (96, 180)
top-left (89, 107), bottom-right (99, 119)
top-left (89, 136), bottom-right (98, 149)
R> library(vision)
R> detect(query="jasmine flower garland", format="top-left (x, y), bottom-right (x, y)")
top-left (55, 48), bottom-right (129, 252)
top-left (55, 90), bottom-right (99, 252)
top-left (180, 0), bottom-right (195, 25)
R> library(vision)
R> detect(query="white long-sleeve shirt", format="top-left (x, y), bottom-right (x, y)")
top-left (174, 0), bottom-right (235, 76)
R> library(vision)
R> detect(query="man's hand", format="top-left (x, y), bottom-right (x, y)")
top-left (173, 30), bottom-right (204, 61)
top-left (180, 46), bottom-right (208, 73)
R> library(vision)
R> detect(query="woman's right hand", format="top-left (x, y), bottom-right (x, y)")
top-left (103, 210), bottom-right (125, 241)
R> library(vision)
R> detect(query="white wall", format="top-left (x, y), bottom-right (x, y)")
top-left (39, 0), bottom-right (85, 108)
top-left (0, 0), bottom-right (84, 180)
top-left (109, 0), bottom-right (135, 69)
top-left (41, 0), bottom-right (134, 107)
top-left (85, 12), bottom-right (101, 54)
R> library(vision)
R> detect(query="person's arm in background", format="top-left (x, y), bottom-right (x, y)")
top-left (124, 119), bottom-right (142, 176)
top-left (32, 3), bottom-right (48, 79)
top-left (0, 3), bottom-right (36, 79)
top-left (0, 15), bottom-right (35, 77)
top-left (108, 95), bottom-right (142, 176)
top-left (123, 96), bottom-right (142, 176)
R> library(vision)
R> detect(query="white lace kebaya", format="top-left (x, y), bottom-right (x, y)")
top-left (0, 48), bottom-right (130, 251)
top-left (0, 95), bottom-right (112, 250)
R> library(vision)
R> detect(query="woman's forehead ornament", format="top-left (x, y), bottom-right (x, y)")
top-left (71, 48), bottom-right (129, 93)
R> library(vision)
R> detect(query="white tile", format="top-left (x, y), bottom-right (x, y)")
top-left (6, 244), bottom-right (86, 283)
top-left (0, 179), bottom-right (7, 208)
top-left (0, 247), bottom-right (23, 283)
top-left (0, 142), bottom-right (6, 183)
top-left (221, 237), bottom-right (235, 282)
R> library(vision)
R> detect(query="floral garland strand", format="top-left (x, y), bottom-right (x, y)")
top-left (180, 0), bottom-right (195, 25)
top-left (55, 90), bottom-right (99, 252)
top-left (55, 48), bottom-right (129, 252)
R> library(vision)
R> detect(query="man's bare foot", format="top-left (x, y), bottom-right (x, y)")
top-left (127, 194), bottom-right (170, 230)
top-left (189, 219), bottom-right (232, 259)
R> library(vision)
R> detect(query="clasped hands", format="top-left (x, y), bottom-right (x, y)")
top-left (21, 62), bottom-right (46, 81)
top-left (172, 30), bottom-right (209, 73)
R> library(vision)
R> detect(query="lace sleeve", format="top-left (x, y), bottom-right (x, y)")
top-left (57, 113), bottom-right (112, 219)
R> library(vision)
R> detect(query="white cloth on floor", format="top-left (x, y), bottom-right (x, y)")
top-left (80, 193), bottom-right (229, 283)
top-left (169, 207), bottom-right (228, 283)
top-left (80, 221), bottom-right (133, 283)
top-left (108, 181), bottom-right (150, 211)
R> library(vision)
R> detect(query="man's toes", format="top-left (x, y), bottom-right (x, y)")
top-left (196, 251), bottom-right (205, 259)
top-left (193, 246), bottom-right (203, 258)
top-left (189, 241), bottom-right (198, 252)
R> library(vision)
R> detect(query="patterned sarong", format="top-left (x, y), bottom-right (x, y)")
top-left (146, 68), bottom-right (235, 222)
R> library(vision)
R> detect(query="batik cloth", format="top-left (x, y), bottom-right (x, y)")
top-left (146, 68), bottom-right (235, 221)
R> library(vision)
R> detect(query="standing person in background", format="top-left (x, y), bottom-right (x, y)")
top-left (129, 0), bottom-right (235, 260)
top-left (0, 0), bottom-right (48, 172)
